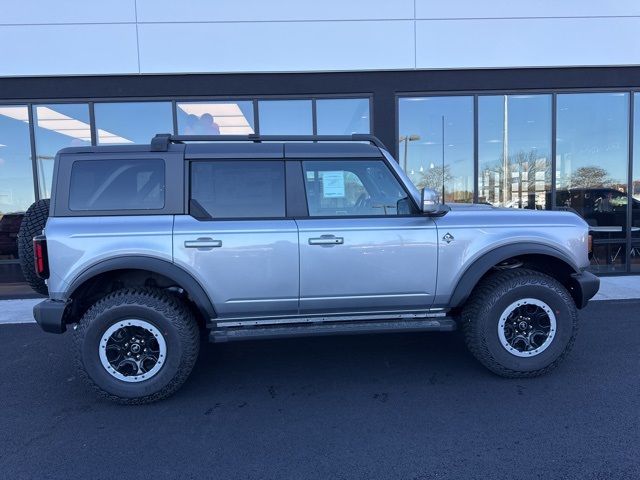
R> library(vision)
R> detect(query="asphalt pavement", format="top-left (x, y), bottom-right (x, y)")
top-left (0, 300), bottom-right (638, 480)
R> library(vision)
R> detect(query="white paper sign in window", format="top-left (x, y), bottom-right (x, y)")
top-left (322, 171), bottom-right (345, 198)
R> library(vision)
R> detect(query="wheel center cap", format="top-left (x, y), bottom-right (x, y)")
top-left (518, 320), bottom-right (529, 330)
top-left (130, 343), bottom-right (141, 354)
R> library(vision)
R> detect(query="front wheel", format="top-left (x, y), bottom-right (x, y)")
top-left (74, 288), bottom-right (200, 404)
top-left (462, 269), bottom-right (578, 378)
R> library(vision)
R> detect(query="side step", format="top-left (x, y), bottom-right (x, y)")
top-left (210, 318), bottom-right (457, 343)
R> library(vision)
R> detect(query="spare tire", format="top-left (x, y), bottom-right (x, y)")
top-left (18, 199), bottom-right (50, 296)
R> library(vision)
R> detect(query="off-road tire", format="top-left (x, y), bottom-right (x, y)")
top-left (17, 199), bottom-right (50, 295)
top-left (462, 269), bottom-right (578, 378)
top-left (74, 288), bottom-right (200, 404)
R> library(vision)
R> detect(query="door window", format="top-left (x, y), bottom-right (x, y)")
top-left (302, 160), bottom-right (417, 217)
top-left (190, 160), bottom-right (285, 219)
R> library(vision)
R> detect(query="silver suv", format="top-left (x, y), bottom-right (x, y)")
top-left (23, 134), bottom-right (599, 403)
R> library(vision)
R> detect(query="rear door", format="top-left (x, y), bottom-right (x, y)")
top-left (173, 144), bottom-right (299, 318)
top-left (293, 155), bottom-right (439, 314)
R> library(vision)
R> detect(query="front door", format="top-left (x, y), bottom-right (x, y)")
top-left (173, 158), bottom-right (298, 318)
top-left (296, 159), bottom-right (438, 314)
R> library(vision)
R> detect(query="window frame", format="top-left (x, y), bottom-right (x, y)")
top-left (53, 152), bottom-right (184, 217)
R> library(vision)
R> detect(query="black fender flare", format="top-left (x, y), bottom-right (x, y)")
top-left (448, 242), bottom-right (580, 308)
top-left (65, 256), bottom-right (216, 319)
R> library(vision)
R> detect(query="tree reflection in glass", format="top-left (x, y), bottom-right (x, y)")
top-left (398, 96), bottom-right (474, 203)
top-left (478, 95), bottom-right (552, 209)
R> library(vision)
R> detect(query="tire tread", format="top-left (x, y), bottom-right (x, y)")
top-left (461, 268), bottom-right (578, 378)
top-left (73, 287), bottom-right (200, 404)
top-left (17, 199), bottom-right (50, 296)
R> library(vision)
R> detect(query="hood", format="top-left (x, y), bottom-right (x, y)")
top-left (439, 202), bottom-right (587, 228)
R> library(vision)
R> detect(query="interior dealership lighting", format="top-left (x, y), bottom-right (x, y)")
top-left (177, 103), bottom-right (254, 134)
top-left (0, 106), bottom-right (132, 144)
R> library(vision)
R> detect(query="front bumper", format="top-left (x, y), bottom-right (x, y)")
top-left (570, 271), bottom-right (600, 309)
top-left (33, 299), bottom-right (68, 333)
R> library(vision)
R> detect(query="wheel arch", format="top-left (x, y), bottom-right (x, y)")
top-left (64, 256), bottom-right (216, 323)
top-left (448, 243), bottom-right (582, 309)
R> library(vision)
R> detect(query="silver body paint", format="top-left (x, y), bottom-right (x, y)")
top-left (45, 204), bottom-right (588, 319)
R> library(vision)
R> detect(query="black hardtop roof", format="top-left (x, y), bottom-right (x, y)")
top-left (56, 134), bottom-right (387, 159)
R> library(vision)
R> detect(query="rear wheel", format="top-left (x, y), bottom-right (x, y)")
top-left (17, 199), bottom-right (50, 295)
top-left (462, 269), bottom-right (578, 377)
top-left (74, 288), bottom-right (200, 404)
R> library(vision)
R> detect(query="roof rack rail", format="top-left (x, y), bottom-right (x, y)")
top-left (150, 133), bottom-right (387, 152)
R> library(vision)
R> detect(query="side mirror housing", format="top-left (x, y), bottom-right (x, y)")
top-left (421, 188), bottom-right (440, 213)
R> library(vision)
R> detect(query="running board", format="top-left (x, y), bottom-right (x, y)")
top-left (210, 318), bottom-right (457, 343)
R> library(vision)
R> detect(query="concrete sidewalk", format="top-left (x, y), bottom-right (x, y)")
top-left (2, 276), bottom-right (639, 325)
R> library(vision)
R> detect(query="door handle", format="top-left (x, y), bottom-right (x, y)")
top-left (308, 236), bottom-right (344, 245)
top-left (184, 238), bottom-right (222, 249)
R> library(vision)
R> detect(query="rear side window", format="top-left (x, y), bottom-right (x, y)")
top-left (190, 160), bottom-right (285, 219)
top-left (69, 159), bottom-right (165, 211)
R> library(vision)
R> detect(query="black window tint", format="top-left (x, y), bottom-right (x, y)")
top-left (69, 159), bottom-right (165, 211)
top-left (302, 160), bottom-right (416, 217)
top-left (191, 161), bottom-right (285, 219)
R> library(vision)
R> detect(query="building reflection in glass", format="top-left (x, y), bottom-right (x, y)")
top-left (398, 96), bottom-right (474, 202)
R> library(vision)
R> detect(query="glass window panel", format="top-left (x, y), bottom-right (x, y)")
top-left (94, 102), bottom-right (173, 145)
top-left (478, 95), bottom-right (551, 209)
top-left (0, 105), bottom-right (35, 262)
top-left (316, 98), bottom-right (370, 134)
top-left (69, 159), bottom-right (165, 211)
top-left (177, 101), bottom-right (254, 135)
top-left (33, 103), bottom-right (90, 199)
top-left (258, 100), bottom-right (312, 135)
top-left (556, 92), bottom-right (629, 273)
top-left (302, 160), bottom-right (416, 217)
top-left (191, 161), bottom-right (285, 218)
top-left (632, 93), bottom-right (640, 272)
top-left (398, 96), bottom-right (474, 203)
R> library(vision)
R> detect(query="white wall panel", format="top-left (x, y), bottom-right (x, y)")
top-left (0, 24), bottom-right (139, 76)
top-left (138, 21), bottom-right (414, 74)
top-left (136, 0), bottom-right (414, 22)
top-left (416, 0), bottom-right (640, 19)
top-left (2, 0), bottom-right (135, 24)
top-left (416, 17), bottom-right (640, 69)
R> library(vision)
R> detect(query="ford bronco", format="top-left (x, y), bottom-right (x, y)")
top-left (20, 134), bottom-right (599, 403)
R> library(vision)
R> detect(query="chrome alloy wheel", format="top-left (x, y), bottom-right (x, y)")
top-left (99, 319), bottom-right (167, 382)
top-left (497, 298), bottom-right (556, 358)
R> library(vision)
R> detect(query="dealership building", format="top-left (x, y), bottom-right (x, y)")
top-left (1, 1), bottom-right (640, 286)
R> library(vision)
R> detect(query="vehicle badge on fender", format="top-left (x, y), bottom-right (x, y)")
top-left (443, 232), bottom-right (454, 244)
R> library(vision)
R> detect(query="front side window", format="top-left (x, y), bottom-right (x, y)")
top-left (190, 160), bottom-right (285, 219)
top-left (302, 160), bottom-right (416, 217)
top-left (69, 159), bottom-right (165, 211)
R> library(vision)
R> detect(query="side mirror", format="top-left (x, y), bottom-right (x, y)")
top-left (421, 188), bottom-right (440, 213)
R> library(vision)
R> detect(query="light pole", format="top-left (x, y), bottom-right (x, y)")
top-left (399, 134), bottom-right (420, 173)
